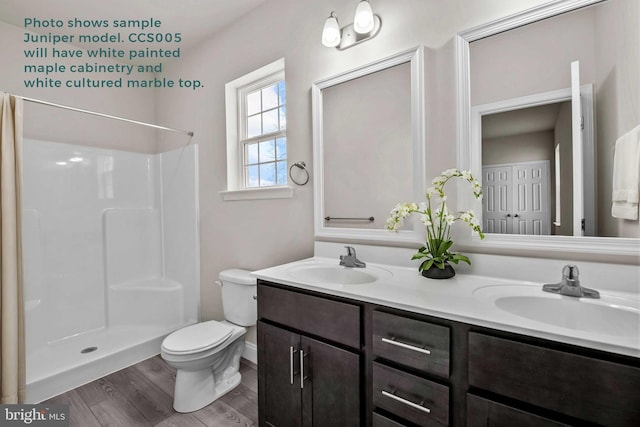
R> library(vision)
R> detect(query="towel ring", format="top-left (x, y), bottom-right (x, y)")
top-left (289, 161), bottom-right (309, 186)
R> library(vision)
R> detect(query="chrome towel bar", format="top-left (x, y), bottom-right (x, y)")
top-left (325, 216), bottom-right (374, 221)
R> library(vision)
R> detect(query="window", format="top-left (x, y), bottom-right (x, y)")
top-left (223, 58), bottom-right (292, 200)
top-left (241, 79), bottom-right (287, 187)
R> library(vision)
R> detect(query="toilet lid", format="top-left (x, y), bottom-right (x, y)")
top-left (162, 321), bottom-right (233, 354)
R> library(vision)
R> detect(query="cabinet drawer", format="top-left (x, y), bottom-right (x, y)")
top-left (372, 412), bottom-right (409, 427)
top-left (468, 332), bottom-right (640, 426)
top-left (373, 362), bottom-right (449, 426)
top-left (257, 283), bottom-right (361, 348)
top-left (373, 310), bottom-right (450, 378)
top-left (467, 394), bottom-right (569, 427)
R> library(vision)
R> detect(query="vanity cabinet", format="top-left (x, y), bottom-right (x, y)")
top-left (257, 280), bottom-right (640, 426)
top-left (257, 282), bottom-right (361, 427)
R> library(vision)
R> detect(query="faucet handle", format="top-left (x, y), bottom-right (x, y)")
top-left (562, 264), bottom-right (579, 280)
top-left (561, 264), bottom-right (581, 288)
top-left (344, 246), bottom-right (356, 256)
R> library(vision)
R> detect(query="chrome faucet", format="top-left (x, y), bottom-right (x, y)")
top-left (339, 246), bottom-right (366, 268)
top-left (542, 264), bottom-right (600, 298)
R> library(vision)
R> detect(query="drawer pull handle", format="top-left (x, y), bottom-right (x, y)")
top-left (381, 390), bottom-right (431, 414)
top-left (381, 337), bottom-right (431, 355)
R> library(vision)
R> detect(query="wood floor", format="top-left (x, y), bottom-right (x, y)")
top-left (44, 356), bottom-right (258, 426)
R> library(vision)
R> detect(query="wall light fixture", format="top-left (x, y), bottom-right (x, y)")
top-left (322, 0), bottom-right (381, 50)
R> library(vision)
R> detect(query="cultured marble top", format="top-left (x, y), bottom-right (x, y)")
top-left (253, 256), bottom-right (640, 359)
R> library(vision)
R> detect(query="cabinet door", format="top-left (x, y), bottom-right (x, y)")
top-left (301, 335), bottom-right (360, 427)
top-left (258, 321), bottom-right (302, 427)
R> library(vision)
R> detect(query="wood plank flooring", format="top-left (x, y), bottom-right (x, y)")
top-left (44, 356), bottom-right (258, 427)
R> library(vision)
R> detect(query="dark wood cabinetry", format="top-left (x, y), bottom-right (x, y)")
top-left (257, 283), bottom-right (361, 427)
top-left (257, 280), bottom-right (640, 426)
top-left (371, 309), bottom-right (451, 426)
top-left (468, 332), bottom-right (640, 426)
top-left (373, 362), bottom-right (449, 426)
top-left (466, 394), bottom-right (569, 427)
top-left (372, 310), bottom-right (450, 378)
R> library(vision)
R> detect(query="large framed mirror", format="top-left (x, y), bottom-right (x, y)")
top-left (312, 47), bottom-right (425, 243)
top-left (456, 0), bottom-right (640, 256)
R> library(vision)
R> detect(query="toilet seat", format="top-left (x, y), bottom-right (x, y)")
top-left (162, 321), bottom-right (233, 355)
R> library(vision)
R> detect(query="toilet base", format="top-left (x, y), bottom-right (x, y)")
top-left (169, 335), bottom-right (246, 413)
top-left (173, 369), bottom-right (242, 413)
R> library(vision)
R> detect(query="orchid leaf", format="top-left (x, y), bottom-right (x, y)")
top-left (450, 254), bottom-right (471, 265)
top-left (420, 258), bottom-right (435, 271)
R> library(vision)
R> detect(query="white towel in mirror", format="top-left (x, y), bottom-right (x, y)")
top-left (611, 124), bottom-right (640, 220)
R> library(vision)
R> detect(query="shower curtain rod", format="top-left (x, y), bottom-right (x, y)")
top-left (19, 95), bottom-right (194, 137)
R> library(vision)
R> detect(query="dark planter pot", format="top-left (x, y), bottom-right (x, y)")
top-left (421, 263), bottom-right (456, 279)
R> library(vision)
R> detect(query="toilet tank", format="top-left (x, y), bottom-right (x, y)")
top-left (219, 269), bottom-right (257, 327)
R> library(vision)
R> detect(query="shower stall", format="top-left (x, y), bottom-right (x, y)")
top-left (21, 137), bottom-right (199, 403)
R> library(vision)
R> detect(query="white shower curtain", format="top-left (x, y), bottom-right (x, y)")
top-left (0, 92), bottom-right (25, 404)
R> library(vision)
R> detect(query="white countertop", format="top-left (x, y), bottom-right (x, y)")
top-left (253, 256), bottom-right (640, 358)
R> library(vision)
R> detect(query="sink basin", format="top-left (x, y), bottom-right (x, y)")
top-left (474, 285), bottom-right (640, 338)
top-left (286, 262), bottom-right (392, 285)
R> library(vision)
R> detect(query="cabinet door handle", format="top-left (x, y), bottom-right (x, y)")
top-left (300, 349), bottom-right (309, 389)
top-left (381, 337), bottom-right (431, 355)
top-left (289, 346), bottom-right (298, 385)
top-left (381, 390), bottom-right (431, 414)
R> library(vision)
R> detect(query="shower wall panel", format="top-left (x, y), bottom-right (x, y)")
top-left (160, 145), bottom-right (200, 323)
top-left (103, 208), bottom-right (162, 285)
top-left (22, 139), bottom-right (158, 346)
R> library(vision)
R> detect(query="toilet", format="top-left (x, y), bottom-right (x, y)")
top-left (160, 269), bottom-right (257, 413)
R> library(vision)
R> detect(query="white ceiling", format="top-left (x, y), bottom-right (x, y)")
top-left (0, 0), bottom-right (267, 60)
top-left (482, 102), bottom-right (568, 140)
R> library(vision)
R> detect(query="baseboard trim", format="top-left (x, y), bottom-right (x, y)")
top-left (242, 341), bottom-right (257, 365)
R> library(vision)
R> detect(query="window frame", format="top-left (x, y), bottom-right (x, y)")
top-left (222, 58), bottom-right (292, 201)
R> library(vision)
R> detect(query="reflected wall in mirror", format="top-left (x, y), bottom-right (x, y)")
top-left (457, 0), bottom-right (640, 255)
top-left (312, 47), bottom-right (425, 243)
top-left (323, 62), bottom-right (412, 229)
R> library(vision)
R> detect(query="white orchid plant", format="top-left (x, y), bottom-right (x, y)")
top-left (386, 168), bottom-right (485, 272)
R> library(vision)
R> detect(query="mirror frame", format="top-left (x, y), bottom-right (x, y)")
top-left (455, 0), bottom-right (640, 257)
top-left (312, 46), bottom-right (425, 244)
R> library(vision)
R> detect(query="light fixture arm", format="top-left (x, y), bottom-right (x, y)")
top-left (336, 14), bottom-right (381, 50)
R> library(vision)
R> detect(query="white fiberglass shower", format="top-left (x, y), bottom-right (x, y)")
top-left (21, 137), bottom-right (199, 403)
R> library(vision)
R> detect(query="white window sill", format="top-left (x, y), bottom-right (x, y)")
top-left (220, 186), bottom-right (293, 201)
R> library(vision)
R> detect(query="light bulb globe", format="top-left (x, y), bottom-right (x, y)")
top-left (353, 0), bottom-right (374, 34)
top-left (322, 14), bottom-right (341, 47)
